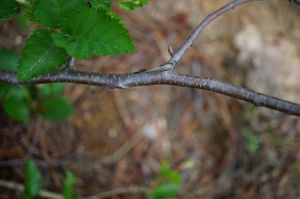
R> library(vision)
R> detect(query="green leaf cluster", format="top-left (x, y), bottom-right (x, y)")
top-left (148, 161), bottom-right (182, 199)
top-left (0, 0), bottom-right (150, 80)
top-left (0, 48), bottom-right (73, 123)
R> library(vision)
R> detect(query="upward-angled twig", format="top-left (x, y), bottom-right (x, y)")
top-left (170, 0), bottom-right (259, 65)
top-left (154, 0), bottom-right (259, 70)
top-left (0, 0), bottom-right (299, 117)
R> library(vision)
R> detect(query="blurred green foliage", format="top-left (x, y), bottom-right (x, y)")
top-left (0, 48), bottom-right (73, 123)
top-left (22, 159), bottom-right (42, 199)
top-left (63, 172), bottom-right (78, 199)
top-left (21, 158), bottom-right (78, 199)
top-left (242, 129), bottom-right (261, 153)
top-left (148, 161), bottom-right (182, 199)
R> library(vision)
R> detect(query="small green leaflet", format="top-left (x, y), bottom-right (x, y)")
top-left (40, 97), bottom-right (73, 121)
top-left (159, 161), bottom-right (181, 185)
top-left (3, 88), bottom-right (30, 123)
top-left (63, 172), bottom-right (78, 199)
top-left (89, 0), bottom-right (112, 9)
top-left (22, 159), bottom-right (42, 199)
top-left (148, 161), bottom-right (182, 199)
top-left (148, 183), bottom-right (180, 199)
top-left (0, 48), bottom-right (19, 72)
top-left (118, 0), bottom-right (149, 10)
top-left (33, 0), bottom-right (86, 28)
top-left (51, 7), bottom-right (134, 59)
top-left (17, 30), bottom-right (68, 80)
top-left (0, 0), bottom-right (18, 20)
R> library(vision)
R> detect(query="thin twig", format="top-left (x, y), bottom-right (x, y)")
top-left (72, 126), bottom-right (144, 170)
top-left (169, 0), bottom-right (259, 66)
top-left (0, 179), bottom-right (63, 199)
top-left (92, 130), bottom-right (144, 165)
top-left (63, 57), bottom-right (75, 71)
top-left (0, 180), bottom-right (147, 199)
top-left (82, 186), bottom-right (148, 199)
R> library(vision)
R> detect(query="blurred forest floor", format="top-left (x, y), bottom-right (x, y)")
top-left (1, 0), bottom-right (300, 198)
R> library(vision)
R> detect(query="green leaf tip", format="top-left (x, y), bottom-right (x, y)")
top-left (90, 0), bottom-right (112, 9)
top-left (118, 0), bottom-right (149, 10)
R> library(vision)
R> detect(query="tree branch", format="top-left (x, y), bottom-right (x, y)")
top-left (1, 0), bottom-right (299, 117)
top-left (1, 70), bottom-right (300, 116)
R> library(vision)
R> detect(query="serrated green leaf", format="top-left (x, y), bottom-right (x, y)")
top-left (0, 0), bottom-right (18, 20)
top-left (51, 7), bottom-right (134, 59)
top-left (33, 0), bottom-right (85, 28)
top-left (0, 48), bottom-right (19, 72)
top-left (63, 172), bottom-right (78, 199)
top-left (89, 0), bottom-right (112, 9)
top-left (21, 0), bottom-right (37, 21)
top-left (148, 183), bottom-right (180, 199)
top-left (3, 88), bottom-right (30, 123)
top-left (40, 97), bottom-right (73, 120)
top-left (17, 30), bottom-right (68, 80)
top-left (118, 0), bottom-right (149, 10)
top-left (22, 159), bottom-right (42, 199)
top-left (39, 83), bottom-right (64, 97)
